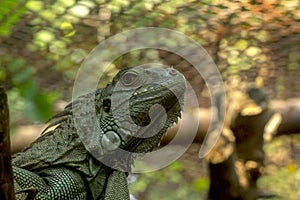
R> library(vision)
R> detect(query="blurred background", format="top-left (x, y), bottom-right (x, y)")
top-left (0, 0), bottom-right (300, 199)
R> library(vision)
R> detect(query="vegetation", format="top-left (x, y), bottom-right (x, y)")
top-left (130, 161), bottom-right (209, 200)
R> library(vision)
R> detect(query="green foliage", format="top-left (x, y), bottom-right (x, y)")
top-left (130, 161), bottom-right (209, 200)
top-left (19, 81), bottom-right (56, 122)
top-left (0, 0), bottom-right (27, 36)
top-left (258, 167), bottom-right (300, 200)
top-left (1, 55), bottom-right (60, 122)
top-left (261, 136), bottom-right (300, 200)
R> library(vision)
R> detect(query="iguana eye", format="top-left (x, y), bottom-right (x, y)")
top-left (121, 71), bottom-right (139, 86)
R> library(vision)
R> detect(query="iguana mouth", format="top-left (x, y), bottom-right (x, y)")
top-left (129, 83), bottom-right (184, 126)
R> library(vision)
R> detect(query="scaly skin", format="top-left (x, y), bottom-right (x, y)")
top-left (12, 66), bottom-right (186, 200)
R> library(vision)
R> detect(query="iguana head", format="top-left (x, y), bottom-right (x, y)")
top-left (36, 66), bottom-right (186, 171)
top-left (98, 66), bottom-right (186, 155)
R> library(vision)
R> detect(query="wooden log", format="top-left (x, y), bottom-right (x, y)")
top-left (162, 98), bottom-right (300, 145)
top-left (270, 99), bottom-right (300, 136)
top-left (0, 87), bottom-right (15, 199)
top-left (9, 99), bottom-right (300, 153)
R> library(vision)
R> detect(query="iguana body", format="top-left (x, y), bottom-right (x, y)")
top-left (12, 66), bottom-right (186, 200)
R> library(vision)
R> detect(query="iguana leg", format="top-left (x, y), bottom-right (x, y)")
top-left (104, 171), bottom-right (130, 200)
top-left (13, 166), bottom-right (87, 200)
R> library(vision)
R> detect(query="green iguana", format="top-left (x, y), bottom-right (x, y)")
top-left (12, 66), bottom-right (186, 200)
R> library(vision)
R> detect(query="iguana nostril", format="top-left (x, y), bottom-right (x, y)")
top-left (169, 68), bottom-right (178, 76)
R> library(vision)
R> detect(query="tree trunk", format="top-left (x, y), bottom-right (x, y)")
top-left (0, 87), bottom-right (15, 200)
